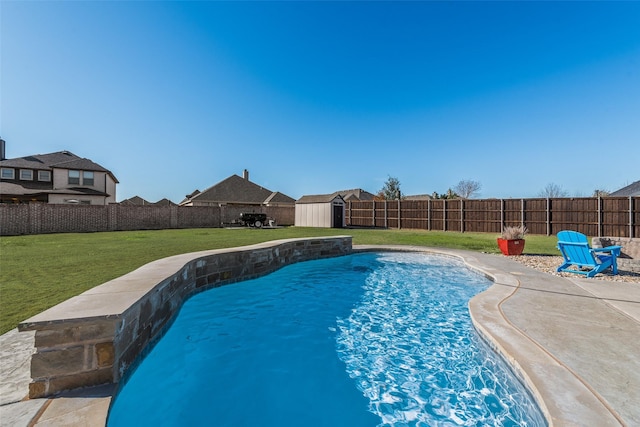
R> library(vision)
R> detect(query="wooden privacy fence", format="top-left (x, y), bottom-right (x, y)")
top-left (346, 197), bottom-right (639, 237)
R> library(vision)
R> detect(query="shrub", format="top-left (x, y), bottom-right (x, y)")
top-left (500, 225), bottom-right (528, 240)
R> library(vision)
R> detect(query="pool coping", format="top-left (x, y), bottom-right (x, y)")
top-left (4, 240), bottom-right (639, 426)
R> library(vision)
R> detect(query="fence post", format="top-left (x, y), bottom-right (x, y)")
top-left (427, 199), bottom-right (431, 231)
top-left (521, 199), bottom-right (525, 229)
top-left (108, 204), bottom-right (118, 231)
top-left (443, 200), bottom-right (447, 231)
top-left (546, 198), bottom-right (551, 236)
top-left (384, 201), bottom-right (388, 228)
top-left (398, 199), bottom-right (401, 230)
top-left (500, 199), bottom-right (504, 231)
top-left (30, 203), bottom-right (42, 235)
top-left (630, 196), bottom-right (634, 238)
top-left (170, 205), bottom-right (178, 228)
top-left (460, 200), bottom-right (464, 232)
top-left (598, 197), bottom-right (602, 237)
top-left (372, 200), bottom-right (376, 227)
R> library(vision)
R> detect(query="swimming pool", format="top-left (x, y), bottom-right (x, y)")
top-left (108, 252), bottom-right (546, 426)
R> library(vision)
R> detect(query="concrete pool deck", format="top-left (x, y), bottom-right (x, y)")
top-left (1, 244), bottom-right (639, 426)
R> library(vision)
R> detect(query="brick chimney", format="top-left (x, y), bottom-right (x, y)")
top-left (243, 169), bottom-right (249, 181)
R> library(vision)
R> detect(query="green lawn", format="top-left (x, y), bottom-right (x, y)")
top-left (0, 227), bottom-right (559, 334)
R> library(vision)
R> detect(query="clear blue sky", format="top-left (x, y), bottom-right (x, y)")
top-left (2, 1), bottom-right (639, 202)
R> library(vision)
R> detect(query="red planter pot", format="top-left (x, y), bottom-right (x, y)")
top-left (497, 238), bottom-right (525, 256)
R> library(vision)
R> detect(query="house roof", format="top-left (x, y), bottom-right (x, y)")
top-left (180, 174), bottom-right (294, 205)
top-left (0, 150), bottom-right (119, 182)
top-left (154, 198), bottom-right (177, 206)
top-left (120, 196), bottom-right (177, 206)
top-left (0, 181), bottom-right (44, 196)
top-left (120, 196), bottom-right (151, 205)
top-left (0, 181), bottom-right (109, 197)
top-left (609, 180), bottom-right (640, 197)
top-left (63, 187), bottom-right (110, 197)
top-left (264, 191), bottom-right (296, 204)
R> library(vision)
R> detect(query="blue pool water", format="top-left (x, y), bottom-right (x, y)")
top-left (108, 252), bottom-right (546, 426)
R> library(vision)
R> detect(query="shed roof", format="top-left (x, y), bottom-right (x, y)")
top-left (296, 194), bottom-right (345, 204)
top-left (297, 188), bottom-right (374, 204)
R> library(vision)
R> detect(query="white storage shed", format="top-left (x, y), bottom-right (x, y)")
top-left (295, 194), bottom-right (345, 228)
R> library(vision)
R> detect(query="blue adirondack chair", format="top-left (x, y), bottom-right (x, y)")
top-left (556, 230), bottom-right (622, 278)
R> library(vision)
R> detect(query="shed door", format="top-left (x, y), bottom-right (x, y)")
top-left (332, 204), bottom-right (343, 228)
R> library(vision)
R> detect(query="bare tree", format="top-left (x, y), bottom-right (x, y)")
top-left (538, 183), bottom-right (568, 198)
top-left (378, 176), bottom-right (402, 200)
top-left (592, 189), bottom-right (610, 197)
top-left (453, 180), bottom-right (481, 199)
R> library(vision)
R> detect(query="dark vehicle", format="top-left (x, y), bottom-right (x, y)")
top-left (240, 212), bottom-right (267, 228)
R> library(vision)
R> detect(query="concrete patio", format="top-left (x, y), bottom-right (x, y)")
top-left (1, 245), bottom-right (638, 426)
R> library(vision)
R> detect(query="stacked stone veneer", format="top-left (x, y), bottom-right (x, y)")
top-left (18, 236), bottom-right (352, 398)
top-left (592, 237), bottom-right (640, 273)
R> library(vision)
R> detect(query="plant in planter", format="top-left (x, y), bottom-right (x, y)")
top-left (497, 225), bottom-right (528, 256)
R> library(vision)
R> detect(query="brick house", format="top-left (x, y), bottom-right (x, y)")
top-left (0, 140), bottom-right (118, 205)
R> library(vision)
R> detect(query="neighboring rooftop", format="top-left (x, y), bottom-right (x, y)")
top-left (179, 169), bottom-right (295, 206)
top-left (120, 196), bottom-right (176, 206)
top-left (609, 180), bottom-right (640, 197)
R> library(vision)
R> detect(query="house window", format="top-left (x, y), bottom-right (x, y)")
top-left (83, 171), bottom-right (94, 186)
top-left (1, 168), bottom-right (14, 179)
top-left (38, 170), bottom-right (51, 182)
top-left (68, 170), bottom-right (80, 185)
top-left (20, 169), bottom-right (34, 180)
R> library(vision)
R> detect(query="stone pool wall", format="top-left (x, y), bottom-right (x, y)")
top-left (18, 236), bottom-right (352, 399)
top-left (592, 236), bottom-right (640, 273)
